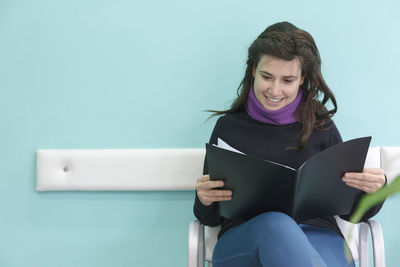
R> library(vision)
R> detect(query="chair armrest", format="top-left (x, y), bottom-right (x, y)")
top-left (188, 220), bottom-right (204, 267)
top-left (359, 219), bottom-right (385, 267)
top-left (368, 219), bottom-right (385, 267)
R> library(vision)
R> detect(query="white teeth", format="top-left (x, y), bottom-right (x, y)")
top-left (267, 97), bottom-right (283, 102)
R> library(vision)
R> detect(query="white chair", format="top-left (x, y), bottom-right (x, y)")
top-left (188, 146), bottom-right (400, 267)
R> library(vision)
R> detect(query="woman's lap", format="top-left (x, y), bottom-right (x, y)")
top-left (212, 212), bottom-right (355, 267)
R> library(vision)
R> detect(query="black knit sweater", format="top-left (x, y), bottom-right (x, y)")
top-left (194, 111), bottom-right (384, 239)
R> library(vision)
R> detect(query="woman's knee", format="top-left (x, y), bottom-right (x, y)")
top-left (253, 211), bottom-right (296, 226)
top-left (246, 212), bottom-right (297, 234)
top-left (216, 212), bottom-right (300, 247)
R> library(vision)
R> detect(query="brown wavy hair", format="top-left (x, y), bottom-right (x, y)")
top-left (206, 21), bottom-right (337, 149)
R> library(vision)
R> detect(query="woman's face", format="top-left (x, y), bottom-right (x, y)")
top-left (252, 54), bottom-right (305, 111)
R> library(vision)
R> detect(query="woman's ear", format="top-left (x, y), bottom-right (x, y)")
top-left (299, 75), bottom-right (305, 86)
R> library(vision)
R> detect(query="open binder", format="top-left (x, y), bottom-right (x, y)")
top-left (205, 136), bottom-right (371, 222)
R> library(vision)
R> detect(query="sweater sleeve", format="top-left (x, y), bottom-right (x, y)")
top-left (324, 121), bottom-right (386, 222)
top-left (339, 177), bottom-right (387, 222)
top-left (339, 192), bottom-right (385, 222)
top-left (193, 118), bottom-right (223, 226)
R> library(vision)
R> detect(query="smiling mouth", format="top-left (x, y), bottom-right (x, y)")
top-left (265, 96), bottom-right (284, 103)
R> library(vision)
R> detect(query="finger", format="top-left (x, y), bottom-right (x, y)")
top-left (344, 168), bottom-right (385, 181)
top-left (197, 190), bottom-right (232, 204)
top-left (197, 175), bottom-right (210, 182)
top-left (343, 175), bottom-right (385, 188)
top-left (363, 168), bottom-right (385, 175)
top-left (344, 178), bottom-right (374, 189)
top-left (203, 189), bottom-right (232, 198)
top-left (196, 180), bottom-right (225, 190)
top-left (198, 190), bottom-right (232, 201)
top-left (343, 176), bottom-right (384, 189)
top-left (343, 172), bottom-right (378, 182)
top-left (343, 177), bottom-right (382, 188)
top-left (202, 195), bottom-right (233, 203)
top-left (197, 175), bottom-right (224, 186)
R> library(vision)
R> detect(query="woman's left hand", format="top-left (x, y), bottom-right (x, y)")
top-left (343, 168), bottom-right (386, 193)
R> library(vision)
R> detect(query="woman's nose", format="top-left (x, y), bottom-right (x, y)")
top-left (269, 80), bottom-right (281, 95)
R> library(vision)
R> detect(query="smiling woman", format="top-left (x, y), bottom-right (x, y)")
top-left (205, 22), bottom-right (338, 149)
top-left (194, 21), bottom-right (386, 267)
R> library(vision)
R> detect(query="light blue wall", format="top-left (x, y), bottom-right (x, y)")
top-left (0, 0), bottom-right (399, 266)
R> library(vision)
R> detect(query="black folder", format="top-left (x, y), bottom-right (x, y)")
top-left (206, 136), bottom-right (371, 222)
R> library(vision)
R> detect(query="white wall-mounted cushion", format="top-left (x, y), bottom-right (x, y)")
top-left (36, 149), bottom-right (205, 191)
top-left (380, 147), bottom-right (400, 184)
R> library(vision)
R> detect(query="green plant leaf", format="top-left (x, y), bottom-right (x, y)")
top-left (344, 174), bottom-right (400, 261)
top-left (350, 175), bottom-right (400, 224)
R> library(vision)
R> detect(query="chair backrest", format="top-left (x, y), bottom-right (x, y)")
top-left (203, 146), bottom-right (400, 262)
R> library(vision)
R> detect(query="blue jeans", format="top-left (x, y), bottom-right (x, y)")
top-left (212, 212), bottom-right (355, 267)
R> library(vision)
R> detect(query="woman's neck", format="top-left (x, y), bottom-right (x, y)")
top-left (245, 85), bottom-right (303, 125)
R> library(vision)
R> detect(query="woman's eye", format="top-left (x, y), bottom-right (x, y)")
top-left (284, 80), bottom-right (294, 83)
top-left (262, 76), bottom-right (271, 80)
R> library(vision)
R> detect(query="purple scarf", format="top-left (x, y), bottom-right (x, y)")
top-left (245, 85), bottom-right (303, 125)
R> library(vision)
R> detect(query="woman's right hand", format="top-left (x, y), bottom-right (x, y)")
top-left (196, 175), bottom-right (233, 206)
